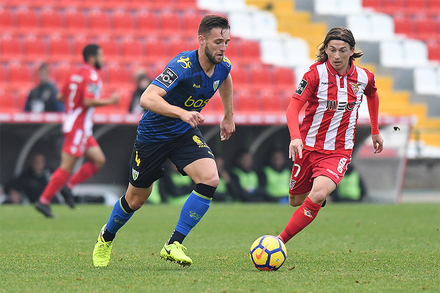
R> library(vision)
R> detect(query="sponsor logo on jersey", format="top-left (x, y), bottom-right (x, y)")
top-left (213, 80), bottom-right (220, 91)
top-left (177, 56), bottom-right (192, 68)
top-left (193, 83), bottom-right (201, 89)
top-left (157, 67), bottom-right (178, 88)
top-left (295, 79), bottom-right (308, 95)
top-left (192, 135), bottom-right (208, 148)
top-left (326, 168), bottom-right (339, 179)
top-left (326, 100), bottom-right (357, 111)
top-left (337, 158), bottom-right (347, 173)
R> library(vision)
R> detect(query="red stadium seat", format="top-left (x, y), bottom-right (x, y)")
top-left (182, 10), bottom-right (203, 35)
top-left (145, 37), bottom-right (169, 63)
top-left (362, 0), bottom-right (381, 10)
top-left (90, 9), bottom-right (113, 34)
top-left (249, 65), bottom-right (273, 90)
top-left (9, 61), bottom-right (33, 89)
top-left (137, 10), bottom-right (160, 35)
top-left (427, 0), bottom-right (440, 12)
top-left (16, 7), bottom-right (39, 33)
top-left (235, 88), bottom-right (260, 112)
top-left (225, 38), bottom-right (242, 60)
top-left (414, 17), bottom-right (438, 40)
top-left (41, 8), bottom-right (64, 33)
top-left (0, 7), bottom-right (15, 31)
top-left (113, 9), bottom-right (135, 35)
top-left (240, 39), bottom-right (261, 64)
top-left (273, 67), bottom-right (295, 89)
top-left (169, 36), bottom-right (191, 58)
top-left (426, 39), bottom-right (440, 61)
top-left (72, 35), bottom-right (94, 62)
top-left (104, 62), bottom-right (132, 86)
top-left (381, 0), bottom-right (405, 14)
top-left (97, 35), bottom-right (121, 59)
top-left (121, 36), bottom-right (145, 62)
top-left (203, 92), bottom-right (223, 113)
top-left (48, 34), bottom-right (73, 62)
top-left (54, 62), bottom-right (72, 85)
top-left (406, 0), bottom-right (427, 12)
top-left (160, 10), bottom-right (182, 36)
top-left (393, 14), bottom-right (413, 37)
top-left (231, 65), bottom-right (250, 88)
top-left (0, 88), bottom-right (18, 112)
top-left (23, 34), bottom-right (47, 61)
top-left (0, 34), bottom-right (23, 60)
top-left (66, 8), bottom-right (89, 34)
top-left (260, 89), bottom-right (283, 112)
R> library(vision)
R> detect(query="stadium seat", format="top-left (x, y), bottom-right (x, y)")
top-left (72, 34), bottom-right (93, 62)
top-left (414, 17), bottom-right (438, 40)
top-left (121, 36), bottom-right (145, 62)
top-left (381, 0), bottom-right (405, 14)
top-left (137, 10), bottom-right (160, 35)
top-left (160, 10), bottom-right (182, 37)
top-left (0, 7), bottom-right (15, 31)
top-left (426, 39), bottom-right (440, 61)
top-left (273, 67), bottom-right (295, 89)
top-left (182, 10), bottom-right (203, 35)
top-left (235, 88), bottom-right (261, 112)
top-left (380, 39), bottom-right (429, 67)
top-left (0, 34), bottom-right (23, 61)
top-left (48, 34), bottom-right (72, 62)
top-left (113, 9), bottom-right (135, 35)
top-left (203, 92), bottom-right (223, 113)
top-left (393, 14), bottom-right (413, 37)
top-left (249, 65), bottom-right (273, 90)
top-left (41, 8), bottom-right (64, 33)
top-left (97, 35), bottom-right (121, 59)
top-left (260, 89), bottom-right (284, 112)
top-left (284, 37), bottom-right (310, 67)
top-left (413, 66), bottom-right (440, 95)
top-left (169, 36), bottom-right (191, 58)
top-left (9, 61), bottom-right (33, 89)
top-left (225, 38), bottom-right (241, 59)
top-left (90, 9), bottom-right (113, 34)
top-left (231, 66), bottom-right (250, 89)
top-left (347, 12), bottom-right (395, 41)
top-left (362, 0), bottom-right (381, 10)
top-left (259, 37), bottom-right (285, 66)
top-left (16, 7), bottom-right (39, 34)
top-left (104, 62), bottom-right (132, 87)
top-left (406, 0), bottom-right (427, 12)
top-left (0, 88), bottom-right (18, 112)
top-left (240, 39), bottom-right (261, 64)
top-left (54, 62), bottom-right (72, 85)
top-left (66, 8), bottom-right (89, 34)
top-left (145, 37), bottom-right (169, 63)
top-left (427, 0), bottom-right (440, 12)
top-left (23, 34), bottom-right (47, 61)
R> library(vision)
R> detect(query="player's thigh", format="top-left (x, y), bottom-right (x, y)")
top-left (183, 157), bottom-right (219, 186)
top-left (288, 192), bottom-right (309, 207)
top-left (84, 145), bottom-right (105, 167)
top-left (308, 175), bottom-right (337, 203)
top-left (59, 152), bottom-right (78, 173)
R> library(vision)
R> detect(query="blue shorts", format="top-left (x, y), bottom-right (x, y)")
top-left (129, 127), bottom-right (215, 188)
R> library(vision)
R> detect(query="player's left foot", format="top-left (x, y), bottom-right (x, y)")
top-left (60, 186), bottom-right (76, 209)
top-left (160, 241), bottom-right (193, 266)
top-left (35, 201), bottom-right (55, 218)
top-left (93, 225), bottom-right (113, 267)
top-left (321, 199), bottom-right (327, 208)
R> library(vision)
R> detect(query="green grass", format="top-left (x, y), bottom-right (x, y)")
top-left (1, 203), bottom-right (439, 292)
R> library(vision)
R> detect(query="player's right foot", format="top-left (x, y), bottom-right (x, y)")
top-left (160, 241), bottom-right (193, 266)
top-left (60, 186), bottom-right (76, 209)
top-left (35, 202), bottom-right (55, 218)
top-left (93, 225), bottom-right (113, 267)
top-left (321, 199), bottom-right (327, 208)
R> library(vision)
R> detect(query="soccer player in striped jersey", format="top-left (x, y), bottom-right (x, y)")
top-left (93, 15), bottom-right (235, 267)
top-left (277, 27), bottom-right (384, 244)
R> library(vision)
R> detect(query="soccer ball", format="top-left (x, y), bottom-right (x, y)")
top-left (249, 235), bottom-right (287, 271)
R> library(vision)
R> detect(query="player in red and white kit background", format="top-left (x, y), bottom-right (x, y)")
top-left (277, 27), bottom-right (384, 244)
top-left (35, 44), bottom-right (119, 218)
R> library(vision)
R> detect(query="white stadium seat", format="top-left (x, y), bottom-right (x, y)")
top-left (347, 12), bottom-right (394, 41)
top-left (314, 0), bottom-right (363, 15)
top-left (414, 66), bottom-right (440, 95)
top-left (380, 39), bottom-right (429, 68)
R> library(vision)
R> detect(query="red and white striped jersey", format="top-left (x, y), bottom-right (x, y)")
top-left (61, 64), bottom-right (102, 136)
top-left (293, 60), bottom-right (377, 154)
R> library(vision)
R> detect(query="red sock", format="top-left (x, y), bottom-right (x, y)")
top-left (66, 162), bottom-right (99, 188)
top-left (39, 168), bottom-right (70, 204)
top-left (279, 197), bottom-right (322, 244)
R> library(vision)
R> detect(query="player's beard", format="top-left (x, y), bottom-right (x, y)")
top-left (94, 60), bottom-right (101, 70)
top-left (205, 46), bottom-right (223, 65)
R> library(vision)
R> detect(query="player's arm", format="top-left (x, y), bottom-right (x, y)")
top-left (218, 73), bottom-right (235, 141)
top-left (365, 73), bottom-right (384, 154)
top-left (140, 84), bottom-right (204, 128)
top-left (286, 97), bottom-right (306, 160)
top-left (83, 92), bottom-right (119, 107)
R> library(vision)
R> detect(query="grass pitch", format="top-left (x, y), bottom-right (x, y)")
top-left (0, 202), bottom-right (439, 292)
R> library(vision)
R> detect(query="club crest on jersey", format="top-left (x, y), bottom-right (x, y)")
top-left (350, 82), bottom-right (361, 95)
top-left (295, 79), bottom-right (307, 95)
top-left (132, 168), bottom-right (139, 181)
top-left (213, 80), bottom-right (220, 91)
top-left (223, 56), bottom-right (231, 67)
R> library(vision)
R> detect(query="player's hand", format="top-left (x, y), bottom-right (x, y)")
top-left (109, 92), bottom-right (120, 105)
top-left (182, 111), bottom-right (204, 128)
top-left (289, 138), bottom-right (303, 161)
top-left (372, 133), bottom-right (384, 154)
top-left (220, 115), bottom-right (235, 141)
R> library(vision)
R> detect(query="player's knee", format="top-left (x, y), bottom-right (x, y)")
top-left (308, 190), bottom-right (328, 205)
top-left (289, 196), bottom-right (303, 207)
top-left (94, 156), bottom-right (106, 169)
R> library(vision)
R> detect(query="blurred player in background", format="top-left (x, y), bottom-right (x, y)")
top-left (276, 27), bottom-right (384, 244)
top-left (35, 44), bottom-right (119, 218)
top-left (93, 15), bottom-right (235, 268)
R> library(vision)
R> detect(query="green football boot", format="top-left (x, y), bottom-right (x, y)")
top-left (93, 225), bottom-right (113, 267)
top-left (160, 241), bottom-right (193, 266)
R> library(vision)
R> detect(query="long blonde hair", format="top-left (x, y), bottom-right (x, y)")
top-left (316, 27), bottom-right (363, 62)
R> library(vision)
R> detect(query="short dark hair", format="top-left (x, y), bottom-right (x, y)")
top-left (83, 44), bottom-right (101, 62)
top-left (198, 15), bottom-right (230, 37)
